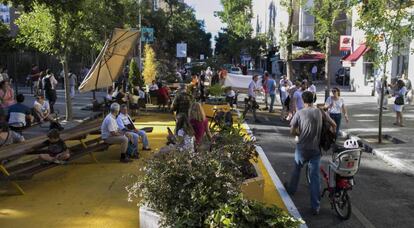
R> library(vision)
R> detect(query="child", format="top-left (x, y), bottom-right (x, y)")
top-left (225, 87), bottom-right (236, 108)
top-left (38, 129), bottom-right (70, 164)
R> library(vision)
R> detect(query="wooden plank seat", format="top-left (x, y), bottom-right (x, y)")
top-left (0, 119), bottom-right (105, 195)
top-left (0, 139), bottom-right (109, 182)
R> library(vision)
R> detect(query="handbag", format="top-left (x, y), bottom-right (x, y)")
top-left (319, 109), bottom-right (336, 151)
top-left (394, 96), bottom-right (404, 105)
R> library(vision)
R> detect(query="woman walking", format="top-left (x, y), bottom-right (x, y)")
top-left (392, 80), bottom-right (407, 127)
top-left (325, 87), bottom-right (349, 139)
top-left (188, 102), bottom-right (212, 147)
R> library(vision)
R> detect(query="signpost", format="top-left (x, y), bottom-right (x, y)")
top-left (176, 43), bottom-right (187, 58)
top-left (141, 27), bottom-right (154, 43)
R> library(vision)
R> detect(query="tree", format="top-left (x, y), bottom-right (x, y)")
top-left (142, 44), bottom-right (157, 85)
top-left (15, 2), bottom-right (83, 121)
top-left (129, 58), bottom-right (144, 90)
top-left (279, 0), bottom-right (298, 80)
top-left (309, 0), bottom-right (349, 99)
top-left (355, 0), bottom-right (414, 143)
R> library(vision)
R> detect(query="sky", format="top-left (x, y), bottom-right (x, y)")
top-left (185, 0), bottom-right (270, 47)
top-left (185, 0), bottom-right (223, 47)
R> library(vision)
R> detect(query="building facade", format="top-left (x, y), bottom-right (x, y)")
top-left (344, 5), bottom-right (414, 94)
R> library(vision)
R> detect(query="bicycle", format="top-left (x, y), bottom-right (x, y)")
top-left (306, 140), bottom-right (362, 220)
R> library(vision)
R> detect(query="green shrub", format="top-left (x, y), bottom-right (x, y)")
top-left (128, 149), bottom-right (243, 227)
top-left (208, 84), bottom-right (224, 97)
top-left (205, 195), bottom-right (303, 228)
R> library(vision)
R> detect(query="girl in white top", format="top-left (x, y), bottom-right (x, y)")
top-left (325, 87), bottom-right (349, 139)
top-left (174, 113), bottom-right (195, 152)
top-left (392, 80), bottom-right (407, 127)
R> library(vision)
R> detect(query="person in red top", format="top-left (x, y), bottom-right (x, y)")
top-left (157, 83), bottom-right (170, 111)
top-left (188, 102), bottom-right (212, 146)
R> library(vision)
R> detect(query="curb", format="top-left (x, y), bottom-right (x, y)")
top-left (240, 117), bottom-right (307, 227)
top-left (343, 131), bottom-right (414, 176)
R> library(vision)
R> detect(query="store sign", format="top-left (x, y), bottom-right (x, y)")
top-left (176, 43), bottom-right (187, 58)
top-left (141, 27), bottom-right (154, 43)
top-left (339, 36), bottom-right (352, 51)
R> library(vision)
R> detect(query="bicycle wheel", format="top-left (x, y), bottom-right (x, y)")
top-left (333, 190), bottom-right (352, 220)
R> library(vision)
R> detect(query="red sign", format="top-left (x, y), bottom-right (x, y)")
top-left (340, 36), bottom-right (353, 51)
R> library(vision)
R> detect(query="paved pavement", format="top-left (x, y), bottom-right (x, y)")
top-left (241, 83), bottom-right (414, 227)
top-left (15, 87), bottom-right (106, 139)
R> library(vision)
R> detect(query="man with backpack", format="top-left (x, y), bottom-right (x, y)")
top-left (42, 69), bottom-right (58, 114)
top-left (285, 91), bottom-right (336, 215)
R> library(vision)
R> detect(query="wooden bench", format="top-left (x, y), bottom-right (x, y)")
top-left (0, 119), bottom-right (106, 195)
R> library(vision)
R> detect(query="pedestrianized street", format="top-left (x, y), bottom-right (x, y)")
top-left (1, 0), bottom-right (414, 228)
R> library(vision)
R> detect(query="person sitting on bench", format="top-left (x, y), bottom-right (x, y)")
top-left (101, 103), bottom-right (132, 163)
top-left (116, 104), bottom-right (151, 154)
top-left (0, 122), bottom-right (25, 147)
top-left (38, 129), bottom-right (70, 164)
top-left (8, 94), bottom-right (34, 132)
top-left (33, 95), bottom-right (54, 122)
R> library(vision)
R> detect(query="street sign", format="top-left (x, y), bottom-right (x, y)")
top-left (339, 35), bottom-right (352, 51)
top-left (200, 54), bottom-right (205, 60)
top-left (177, 43), bottom-right (187, 58)
top-left (141, 27), bottom-right (154, 43)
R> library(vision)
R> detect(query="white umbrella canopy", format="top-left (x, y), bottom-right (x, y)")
top-left (79, 28), bottom-right (140, 93)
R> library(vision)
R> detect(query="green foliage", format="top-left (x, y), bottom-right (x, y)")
top-left (217, 0), bottom-right (253, 39)
top-left (128, 58), bottom-right (144, 90)
top-left (355, 0), bottom-right (414, 69)
top-left (205, 195), bottom-right (303, 228)
top-left (143, 44), bottom-right (158, 85)
top-left (0, 22), bottom-right (13, 52)
top-left (130, 149), bottom-right (243, 227)
top-left (310, 0), bottom-right (350, 52)
top-left (208, 84), bottom-right (224, 97)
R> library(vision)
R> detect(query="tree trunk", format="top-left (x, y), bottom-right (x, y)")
top-left (324, 37), bottom-right (331, 101)
top-left (286, 0), bottom-right (294, 80)
top-left (62, 55), bottom-right (73, 121)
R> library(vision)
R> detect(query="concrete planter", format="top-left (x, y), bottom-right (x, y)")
top-left (241, 162), bottom-right (265, 202)
top-left (139, 206), bottom-right (163, 228)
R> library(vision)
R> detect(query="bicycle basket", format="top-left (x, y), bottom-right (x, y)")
top-left (331, 149), bottom-right (362, 177)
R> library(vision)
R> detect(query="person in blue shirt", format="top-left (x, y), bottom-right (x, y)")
top-left (267, 75), bottom-right (277, 113)
top-left (8, 94), bottom-right (33, 132)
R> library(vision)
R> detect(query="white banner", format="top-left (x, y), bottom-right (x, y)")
top-left (176, 43), bottom-right (187, 58)
top-left (224, 73), bottom-right (263, 89)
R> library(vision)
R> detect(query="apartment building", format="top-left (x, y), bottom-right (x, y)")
top-left (343, 4), bottom-right (414, 94)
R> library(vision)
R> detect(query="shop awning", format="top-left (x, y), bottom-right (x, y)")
top-left (343, 43), bottom-right (370, 63)
top-left (293, 52), bottom-right (325, 62)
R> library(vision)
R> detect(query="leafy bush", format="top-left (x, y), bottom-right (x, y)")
top-left (129, 58), bottom-right (144, 90)
top-left (208, 84), bottom-right (224, 97)
top-left (128, 148), bottom-right (243, 227)
top-left (205, 195), bottom-right (303, 228)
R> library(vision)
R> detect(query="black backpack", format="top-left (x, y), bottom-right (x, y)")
top-left (44, 77), bottom-right (52, 91)
top-left (319, 109), bottom-right (336, 151)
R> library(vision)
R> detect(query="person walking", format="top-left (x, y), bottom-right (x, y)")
top-left (375, 76), bottom-right (388, 109)
top-left (311, 65), bottom-right (318, 81)
top-left (30, 64), bottom-right (41, 95)
top-left (262, 72), bottom-right (270, 110)
top-left (392, 80), bottom-right (407, 127)
top-left (286, 91), bottom-right (336, 215)
top-left (402, 74), bottom-right (412, 105)
top-left (243, 75), bottom-right (261, 123)
top-left (267, 74), bottom-right (277, 113)
top-left (42, 70), bottom-right (58, 114)
top-left (171, 84), bottom-right (192, 116)
top-left (292, 81), bottom-right (308, 113)
top-left (68, 70), bottom-right (77, 99)
top-left (188, 102), bottom-right (212, 147)
top-left (307, 81), bottom-right (317, 103)
top-left (325, 87), bottom-right (349, 139)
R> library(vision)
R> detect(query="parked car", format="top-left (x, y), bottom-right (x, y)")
top-left (335, 67), bottom-right (350, 85)
top-left (229, 67), bottom-right (243, 75)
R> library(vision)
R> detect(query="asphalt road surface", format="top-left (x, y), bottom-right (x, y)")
top-left (245, 111), bottom-right (414, 228)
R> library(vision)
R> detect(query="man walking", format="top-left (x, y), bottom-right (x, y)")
top-left (171, 84), bottom-right (192, 116)
top-left (311, 65), bottom-right (318, 81)
top-left (42, 69), bottom-right (58, 114)
top-left (243, 75), bottom-right (261, 122)
top-left (68, 70), bottom-right (77, 99)
top-left (267, 74), bottom-right (277, 113)
top-left (286, 91), bottom-right (336, 215)
top-left (262, 72), bottom-right (270, 110)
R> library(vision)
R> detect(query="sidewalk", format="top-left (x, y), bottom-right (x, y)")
top-left (324, 90), bottom-right (414, 176)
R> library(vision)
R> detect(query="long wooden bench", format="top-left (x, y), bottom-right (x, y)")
top-left (0, 119), bottom-right (106, 195)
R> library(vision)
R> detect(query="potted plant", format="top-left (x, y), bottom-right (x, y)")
top-left (206, 84), bottom-right (226, 105)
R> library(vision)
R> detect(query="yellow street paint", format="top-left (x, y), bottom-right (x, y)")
top-left (0, 113), bottom-right (286, 228)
